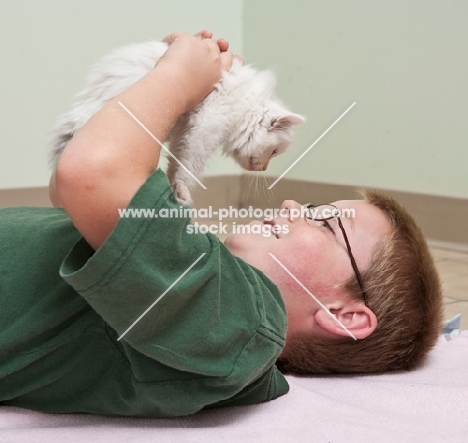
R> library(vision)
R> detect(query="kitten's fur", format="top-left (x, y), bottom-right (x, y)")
top-left (51, 41), bottom-right (305, 205)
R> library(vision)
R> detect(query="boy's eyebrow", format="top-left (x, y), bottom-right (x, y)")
top-left (333, 203), bottom-right (355, 230)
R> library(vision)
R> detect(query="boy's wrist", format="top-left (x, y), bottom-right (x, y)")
top-left (149, 64), bottom-right (189, 117)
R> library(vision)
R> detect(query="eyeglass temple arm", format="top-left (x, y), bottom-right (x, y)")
top-left (336, 217), bottom-right (370, 308)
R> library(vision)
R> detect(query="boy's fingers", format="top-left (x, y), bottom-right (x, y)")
top-left (163, 31), bottom-right (230, 55)
top-left (195, 31), bottom-right (229, 52)
top-left (195, 30), bottom-right (213, 39)
top-left (201, 37), bottom-right (221, 55)
top-left (216, 38), bottom-right (229, 52)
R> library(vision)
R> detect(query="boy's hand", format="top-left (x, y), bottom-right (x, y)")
top-left (159, 31), bottom-right (234, 113)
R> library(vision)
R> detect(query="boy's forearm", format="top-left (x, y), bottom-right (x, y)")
top-left (56, 66), bottom-right (186, 250)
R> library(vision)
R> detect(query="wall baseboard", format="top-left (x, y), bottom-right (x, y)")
top-left (2, 176), bottom-right (467, 249)
top-left (193, 175), bottom-right (468, 249)
top-left (0, 186), bottom-right (52, 208)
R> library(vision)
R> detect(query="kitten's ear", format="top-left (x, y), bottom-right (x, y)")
top-left (270, 113), bottom-right (305, 131)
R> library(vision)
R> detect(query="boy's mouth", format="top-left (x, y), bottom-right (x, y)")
top-left (263, 219), bottom-right (279, 239)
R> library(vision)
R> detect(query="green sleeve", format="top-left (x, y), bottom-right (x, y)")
top-left (60, 169), bottom-right (288, 408)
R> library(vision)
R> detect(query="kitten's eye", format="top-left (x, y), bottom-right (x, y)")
top-left (270, 118), bottom-right (277, 127)
top-left (269, 149), bottom-right (278, 158)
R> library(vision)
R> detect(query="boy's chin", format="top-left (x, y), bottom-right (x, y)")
top-left (224, 232), bottom-right (257, 256)
top-left (224, 232), bottom-right (243, 250)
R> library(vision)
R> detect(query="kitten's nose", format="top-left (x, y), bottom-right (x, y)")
top-left (250, 157), bottom-right (266, 171)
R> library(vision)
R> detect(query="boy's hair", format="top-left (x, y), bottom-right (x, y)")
top-left (277, 189), bottom-right (444, 374)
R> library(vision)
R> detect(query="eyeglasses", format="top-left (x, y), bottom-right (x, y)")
top-left (304, 204), bottom-right (369, 308)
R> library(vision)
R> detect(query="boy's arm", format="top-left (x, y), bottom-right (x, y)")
top-left (56, 32), bottom-right (232, 250)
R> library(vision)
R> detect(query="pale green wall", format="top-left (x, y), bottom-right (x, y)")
top-left (0, 0), bottom-right (243, 189)
top-left (3, 0), bottom-right (467, 200)
top-left (244, 0), bottom-right (468, 199)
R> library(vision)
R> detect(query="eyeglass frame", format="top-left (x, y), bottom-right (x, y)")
top-left (304, 203), bottom-right (370, 308)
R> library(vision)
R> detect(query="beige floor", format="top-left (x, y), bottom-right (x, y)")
top-left (431, 246), bottom-right (468, 329)
top-left (199, 217), bottom-right (468, 330)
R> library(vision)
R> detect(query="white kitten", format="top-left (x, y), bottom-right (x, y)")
top-left (50, 41), bottom-right (305, 205)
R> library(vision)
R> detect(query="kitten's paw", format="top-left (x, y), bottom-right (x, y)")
top-left (173, 182), bottom-right (193, 206)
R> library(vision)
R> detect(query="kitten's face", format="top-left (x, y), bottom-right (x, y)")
top-left (222, 64), bottom-right (305, 172)
top-left (230, 109), bottom-right (305, 172)
top-left (235, 140), bottom-right (286, 171)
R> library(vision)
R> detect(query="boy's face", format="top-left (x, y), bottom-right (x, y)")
top-left (224, 199), bottom-right (391, 340)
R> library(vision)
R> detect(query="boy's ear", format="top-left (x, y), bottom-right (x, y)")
top-left (314, 303), bottom-right (378, 340)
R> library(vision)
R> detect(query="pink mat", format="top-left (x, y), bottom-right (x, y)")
top-left (1, 332), bottom-right (467, 443)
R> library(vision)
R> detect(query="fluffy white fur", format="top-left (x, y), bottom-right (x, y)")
top-left (50, 41), bottom-right (305, 205)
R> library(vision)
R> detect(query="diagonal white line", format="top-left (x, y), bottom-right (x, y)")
top-left (117, 101), bottom-right (207, 190)
top-left (268, 102), bottom-right (356, 189)
top-left (269, 253), bottom-right (357, 340)
top-left (117, 253), bottom-right (206, 341)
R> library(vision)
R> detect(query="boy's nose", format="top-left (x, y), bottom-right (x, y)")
top-left (279, 200), bottom-right (303, 223)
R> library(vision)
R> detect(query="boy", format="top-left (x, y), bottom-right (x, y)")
top-left (0, 32), bottom-right (443, 417)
